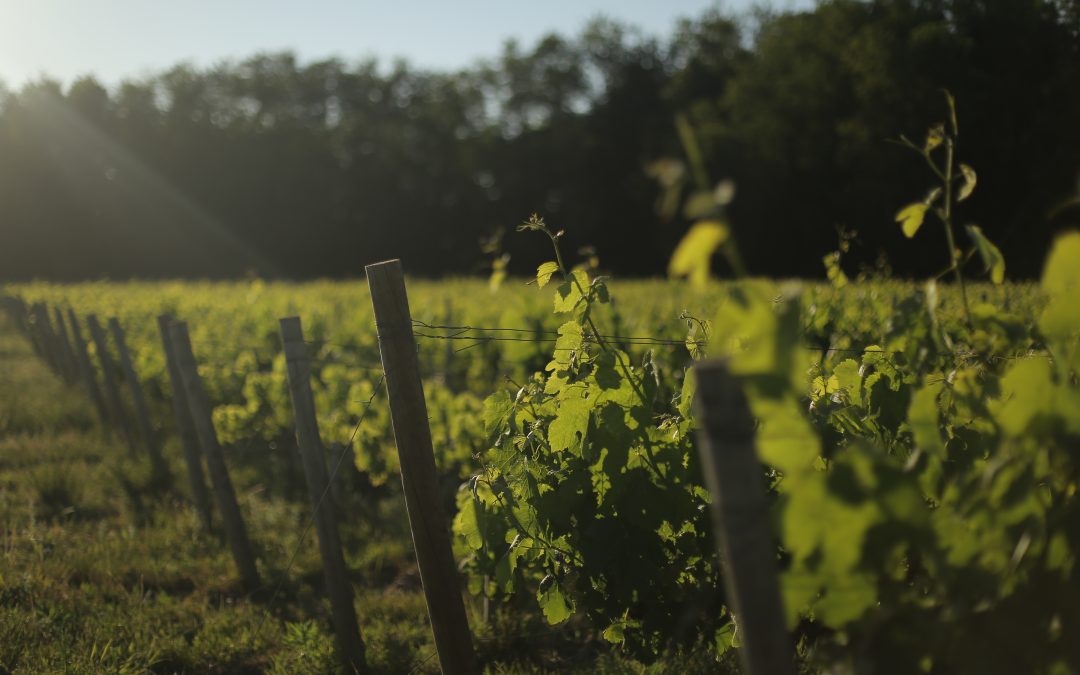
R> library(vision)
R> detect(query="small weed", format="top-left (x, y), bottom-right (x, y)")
top-left (267, 620), bottom-right (338, 675)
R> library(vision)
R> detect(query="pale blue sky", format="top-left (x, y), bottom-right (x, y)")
top-left (0, 0), bottom-right (812, 89)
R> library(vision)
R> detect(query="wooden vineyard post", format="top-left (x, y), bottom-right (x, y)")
top-left (692, 360), bottom-right (794, 675)
top-left (87, 314), bottom-right (138, 456)
top-left (0, 297), bottom-right (28, 334)
top-left (169, 320), bottom-right (261, 591)
top-left (279, 317), bottom-right (368, 673)
top-left (13, 298), bottom-right (28, 334)
top-left (51, 307), bottom-right (81, 384)
top-left (108, 317), bottom-right (169, 481)
top-left (366, 259), bottom-right (478, 675)
top-left (23, 302), bottom-right (43, 357)
top-left (157, 315), bottom-right (214, 533)
top-left (30, 303), bottom-right (61, 375)
top-left (326, 442), bottom-right (352, 512)
top-left (66, 309), bottom-right (111, 427)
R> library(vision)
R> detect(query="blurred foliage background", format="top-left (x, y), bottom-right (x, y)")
top-left (1, 0), bottom-right (1078, 281)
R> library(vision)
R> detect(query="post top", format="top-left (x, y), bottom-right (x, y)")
top-left (365, 259), bottom-right (402, 272)
top-left (692, 357), bottom-right (733, 376)
top-left (278, 315), bottom-right (304, 341)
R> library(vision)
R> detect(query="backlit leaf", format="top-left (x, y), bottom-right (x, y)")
top-left (536, 261), bottom-right (559, 289)
top-left (1040, 232), bottom-right (1080, 344)
top-left (965, 224), bottom-right (1005, 284)
top-left (668, 220), bottom-right (730, 287)
top-left (958, 163), bottom-right (977, 202)
top-left (552, 321), bottom-right (584, 366)
top-left (831, 359), bottom-right (863, 406)
top-left (454, 491), bottom-right (486, 551)
top-left (925, 124), bottom-right (945, 153)
top-left (537, 577), bottom-right (574, 624)
top-left (992, 359), bottom-right (1056, 437)
top-left (895, 203), bottom-right (928, 238)
top-left (602, 622), bottom-right (625, 644)
top-left (553, 280), bottom-right (582, 314)
top-left (548, 389), bottom-right (591, 455)
top-left (482, 391), bottom-right (514, 439)
top-left (1043, 232), bottom-right (1080, 296)
top-left (908, 380), bottom-right (944, 454)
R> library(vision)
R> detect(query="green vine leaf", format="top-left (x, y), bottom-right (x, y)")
top-left (958, 163), bottom-right (977, 202)
top-left (602, 622), bottom-right (626, 644)
top-left (553, 270), bottom-right (590, 314)
top-left (1040, 232), bottom-right (1080, 345)
top-left (552, 321), bottom-right (584, 367)
top-left (668, 220), bottom-right (730, 287)
top-left (908, 380), bottom-right (944, 455)
top-left (536, 261), bottom-right (559, 289)
top-left (830, 359), bottom-right (863, 406)
top-left (537, 576), bottom-right (574, 624)
top-left (924, 123), bottom-right (945, 153)
top-left (895, 203), bottom-right (929, 238)
top-left (454, 490), bottom-right (486, 551)
top-left (992, 359), bottom-right (1056, 437)
top-left (548, 388), bottom-right (592, 455)
top-left (482, 391), bottom-right (514, 439)
top-left (965, 224), bottom-right (1005, 284)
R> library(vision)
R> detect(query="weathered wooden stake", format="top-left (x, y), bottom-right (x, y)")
top-left (51, 307), bottom-right (81, 384)
top-left (108, 317), bottom-right (169, 481)
top-left (0, 297), bottom-right (11, 329)
top-left (327, 442), bottom-right (351, 511)
top-left (169, 320), bottom-right (261, 591)
top-left (66, 309), bottom-right (111, 427)
top-left (367, 259), bottom-right (477, 675)
top-left (87, 314), bottom-right (138, 456)
top-left (0, 297), bottom-right (28, 335)
top-left (30, 303), bottom-right (61, 374)
top-left (40, 303), bottom-right (72, 382)
top-left (693, 360), bottom-right (795, 675)
top-left (13, 298), bottom-right (28, 334)
top-left (157, 315), bottom-right (214, 533)
top-left (26, 302), bottom-right (48, 364)
top-left (280, 316), bottom-right (368, 673)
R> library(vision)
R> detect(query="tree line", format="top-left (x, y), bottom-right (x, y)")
top-left (1, 0), bottom-right (1078, 281)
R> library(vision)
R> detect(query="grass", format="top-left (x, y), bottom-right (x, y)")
top-left (0, 314), bottom-right (730, 674)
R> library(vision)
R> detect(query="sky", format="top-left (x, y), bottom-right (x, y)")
top-left (0, 0), bottom-right (812, 89)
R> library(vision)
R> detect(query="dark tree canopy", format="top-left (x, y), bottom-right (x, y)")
top-left (0, 0), bottom-right (1077, 281)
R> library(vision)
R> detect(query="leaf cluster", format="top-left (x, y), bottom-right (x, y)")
top-left (454, 221), bottom-right (725, 659)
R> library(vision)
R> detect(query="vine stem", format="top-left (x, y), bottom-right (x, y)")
top-left (941, 138), bottom-right (972, 326)
top-left (546, 226), bottom-right (670, 481)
